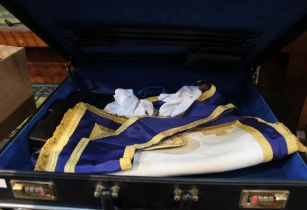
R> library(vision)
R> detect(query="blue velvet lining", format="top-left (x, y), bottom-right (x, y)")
top-left (74, 63), bottom-right (276, 122)
top-left (0, 65), bottom-right (306, 179)
top-left (10, 0), bottom-right (307, 67)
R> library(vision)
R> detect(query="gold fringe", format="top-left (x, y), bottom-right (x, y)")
top-left (250, 117), bottom-right (306, 154)
top-left (296, 139), bottom-right (307, 152)
top-left (35, 102), bottom-right (132, 172)
top-left (35, 103), bottom-right (87, 171)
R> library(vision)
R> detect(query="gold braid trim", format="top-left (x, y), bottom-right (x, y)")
top-left (113, 117), bottom-right (140, 135)
top-left (64, 138), bottom-right (90, 173)
top-left (89, 124), bottom-right (115, 139)
top-left (35, 102), bottom-right (127, 172)
top-left (98, 125), bottom-right (115, 134)
top-left (82, 103), bottom-right (127, 124)
top-left (297, 140), bottom-right (307, 153)
top-left (189, 116), bottom-right (306, 159)
top-left (250, 117), bottom-right (307, 154)
top-left (64, 116), bottom-right (140, 172)
top-left (235, 121), bottom-right (273, 162)
top-left (119, 103), bottom-right (235, 170)
top-left (146, 84), bottom-right (216, 104)
top-left (64, 103), bottom-right (235, 172)
top-left (119, 146), bottom-right (136, 171)
top-left (35, 103), bottom-right (87, 171)
top-left (197, 84), bottom-right (216, 102)
top-left (34, 102), bottom-right (128, 171)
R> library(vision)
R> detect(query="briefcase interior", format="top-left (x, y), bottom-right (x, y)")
top-left (0, 0), bottom-right (307, 209)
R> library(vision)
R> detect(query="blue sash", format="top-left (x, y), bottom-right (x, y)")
top-left (35, 84), bottom-right (306, 173)
top-left (35, 103), bottom-right (127, 171)
top-left (35, 85), bottom-right (233, 172)
top-left (65, 104), bottom-right (234, 173)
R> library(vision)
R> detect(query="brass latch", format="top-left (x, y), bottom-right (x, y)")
top-left (94, 184), bottom-right (120, 210)
top-left (240, 190), bottom-right (289, 209)
top-left (174, 186), bottom-right (199, 202)
top-left (173, 187), bottom-right (199, 210)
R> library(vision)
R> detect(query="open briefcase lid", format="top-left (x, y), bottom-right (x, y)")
top-left (0, 0), bottom-right (307, 70)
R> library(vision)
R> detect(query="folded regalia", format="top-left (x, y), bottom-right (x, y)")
top-left (34, 84), bottom-right (307, 176)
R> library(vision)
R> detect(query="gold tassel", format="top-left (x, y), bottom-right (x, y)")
top-left (296, 139), bottom-right (307, 153)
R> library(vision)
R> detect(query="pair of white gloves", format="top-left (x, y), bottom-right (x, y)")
top-left (104, 86), bottom-right (202, 118)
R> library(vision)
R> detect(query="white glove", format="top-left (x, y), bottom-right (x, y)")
top-left (134, 99), bottom-right (154, 116)
top-left (158, 86), bottom-right (201, 117)
top-left (104, 89), bottom-right (153, 118)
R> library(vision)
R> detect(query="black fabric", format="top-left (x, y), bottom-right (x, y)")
top-left (28, 91), bottom-right (113, 148)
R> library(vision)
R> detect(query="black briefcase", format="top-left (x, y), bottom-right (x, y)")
top-left (0, 0), bottom-right (307, 209)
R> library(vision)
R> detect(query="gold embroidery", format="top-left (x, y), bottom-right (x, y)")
top-left (119, 103), bottom-right (235, 170)
top-left (235, 121), bottom-right (273, 162)
top-left (50, 102), bottom-right (235, 173)
top-left (197, 84), bottom-right (216, 102)
top-left (184, 116), bottom-right (305, 160)
top-left (142, 135), bottom-right (186, 151)
top-left (65, 103), bottom-right (234, 172)
top-left (194, 122), bottom-right (236, 136)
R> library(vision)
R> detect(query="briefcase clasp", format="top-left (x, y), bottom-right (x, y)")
top-left (240, 189), bottom-right (289, 209)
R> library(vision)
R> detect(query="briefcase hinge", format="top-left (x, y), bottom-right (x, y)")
top-left (94, 184), bottom-right (120, 199)
top-left (65, 60), bottom-right (74, 75)
top-left (174, 186), bottom-right (199, 202)
top-left (251, 66), bottom-right (261, 85)
top-left (94, 184), bottom-right (120, 210)
top-left (173, 187), bottom-right (199, 210)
